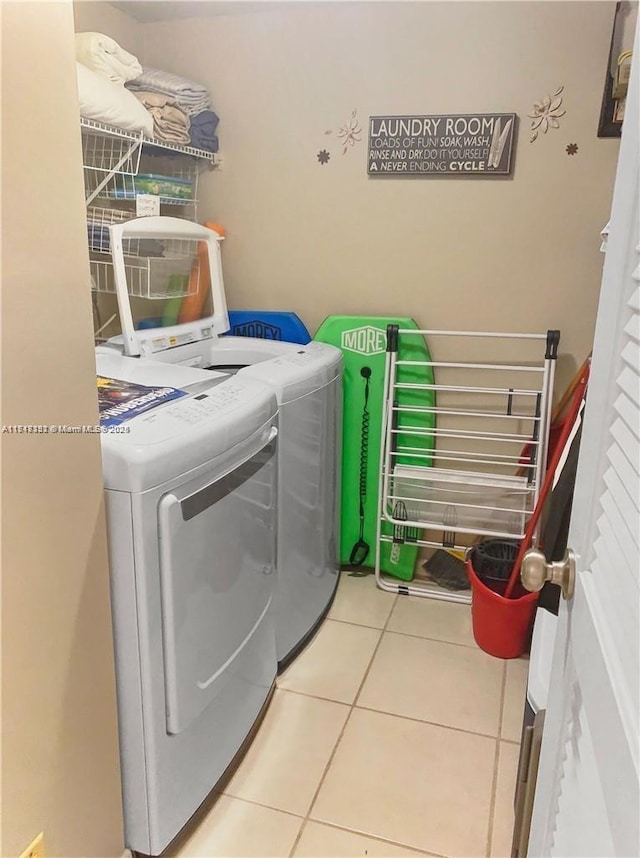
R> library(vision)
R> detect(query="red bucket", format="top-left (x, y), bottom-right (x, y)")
top-left (468, 559), bottom-right (538, 659)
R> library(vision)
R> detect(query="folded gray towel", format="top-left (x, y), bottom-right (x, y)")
top-left (126, 67), bottom-right (211, 116)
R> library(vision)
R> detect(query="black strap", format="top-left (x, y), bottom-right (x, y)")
top-left (349, 367), bottom-right (371, 566)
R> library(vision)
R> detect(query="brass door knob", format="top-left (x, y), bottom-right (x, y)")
top-left (521, 548), bottom-right (576, 600)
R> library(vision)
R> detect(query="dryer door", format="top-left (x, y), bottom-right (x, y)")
top-left (158, 428), bottom-right (277, 735)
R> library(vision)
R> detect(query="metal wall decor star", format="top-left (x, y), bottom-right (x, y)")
top-left (337, 109), bottom-right (362, 154)
top-left (529, 86), bottom-right (566, 142)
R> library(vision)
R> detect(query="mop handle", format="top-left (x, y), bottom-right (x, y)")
top-left (550, 354), bottom-right (591, 424)
top-left (504, 366), bottom-right (590, 599)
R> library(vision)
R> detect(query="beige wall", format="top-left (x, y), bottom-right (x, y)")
top-left (140, 0), bottom-right (620, 391)
top-left (73, 0), bottom-right (142, 56)
top-left (1, 3), bottom-right (124, 856)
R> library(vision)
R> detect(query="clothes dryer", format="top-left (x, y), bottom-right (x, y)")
top-left (96, 349), bottom-right (279, 855)
top-left (106, 217), bottom-right (342, 668)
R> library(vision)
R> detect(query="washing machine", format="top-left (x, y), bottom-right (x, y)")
top-left (106, 216), bottom-right (342, 669)
top-left (96, 348), bottom-right (279, 855)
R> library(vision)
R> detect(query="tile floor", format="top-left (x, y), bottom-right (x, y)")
top-left (169, 572), bottom-right (530, 858)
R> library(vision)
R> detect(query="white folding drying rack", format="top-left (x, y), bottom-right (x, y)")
top-left (375, 326), bottom-right (559, 603)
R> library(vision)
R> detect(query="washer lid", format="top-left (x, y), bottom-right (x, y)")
top-left (212, 338), bottom-right (343, 403)
top-left (96, 352), bottom-right (277, 492)
top-left (96, 346), bottom-right (227, 387)
top-left (109, 216), bottom-right (230, 363)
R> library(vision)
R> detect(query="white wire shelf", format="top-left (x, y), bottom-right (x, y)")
top-left (90, 246), bottom-right (200, 300)
top-left (88, 207), bottom-right (197, 255)
top-left (87, 206), bottom-right (134, 253)
top-left (101, 189), bottom-right (198, 206)
top-left (104, 157), bottom-right (200, 210)
top-left (93, 167), bottom-right (198, 206)
top-left (80, 117), bottom-right (219, 163)
top-left (81, 117), bottom-right (218, 209)
top-left (82, 121), bottom-right (142, 174)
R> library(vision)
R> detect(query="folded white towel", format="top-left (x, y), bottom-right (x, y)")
top-left (75, 32), bottom-right (142, 85)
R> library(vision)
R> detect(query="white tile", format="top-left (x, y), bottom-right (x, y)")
top-left (294, 820), bottom-right (431, 857)
top-left (329, 572), bottom-right (396, 628)
top-left (358, 631), bottom-right (504, 736)
top-left (311, 707), bottom-right (495, 858)
top-left (388, 595), bottom-right (475, 646)
top-left (502, 658), bottom-right (529, 742)
top-left (491, 742), bottom-right (520, 858)
top-left (278, 620), bottom-right (381, 703)
top-left (224, 689), bottom-right (349, 816)
top-left (167, 794), bottom-right (302, 858)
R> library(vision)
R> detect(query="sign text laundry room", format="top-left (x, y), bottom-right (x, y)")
top-left (368, 114), bottom-right (517, 176)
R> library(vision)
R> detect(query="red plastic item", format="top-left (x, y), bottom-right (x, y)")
top-left (178, 221), bottom-right (225, 325)
top-left (518, 355), bottom-right (591, 473)
top-left (468, 559), bottom-right (538, 659)
top-left (504, 363), bottom-right (590, 599)
top-left (470, 358), bottom-right (590, 659)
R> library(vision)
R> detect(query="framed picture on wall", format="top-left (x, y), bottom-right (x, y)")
top-left (597, 1), bottom-right (635, 137)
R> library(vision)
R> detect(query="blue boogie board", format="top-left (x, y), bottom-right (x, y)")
top-left (223, 311), bottom-right (311, 344)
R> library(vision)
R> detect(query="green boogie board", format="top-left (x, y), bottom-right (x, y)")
top-left (315, 316), bottom-right (435, 580)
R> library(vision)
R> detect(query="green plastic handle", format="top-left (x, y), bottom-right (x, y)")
top-left (162, 274), bottom-right (188, 326)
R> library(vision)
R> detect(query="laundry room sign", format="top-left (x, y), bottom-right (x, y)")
top-left (368, 113), bottom-right (517, 176)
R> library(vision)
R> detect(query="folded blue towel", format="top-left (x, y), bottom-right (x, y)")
top-left (189, 110), bottom-right (220, 152)
top-left (189, 132), bottom-right (219, 153)
top-left (190, 109), bottom-right (220, 135)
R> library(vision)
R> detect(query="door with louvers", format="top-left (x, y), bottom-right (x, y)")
top-left (526, 21), bottom-right (639, 858)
